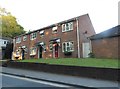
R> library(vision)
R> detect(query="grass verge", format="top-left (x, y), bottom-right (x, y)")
top-left (17, 58), bottom-right (119, 69)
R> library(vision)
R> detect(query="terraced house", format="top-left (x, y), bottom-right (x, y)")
top-left (13, 14), bottom-right (95, 60)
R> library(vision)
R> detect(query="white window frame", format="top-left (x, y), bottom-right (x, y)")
top-left (62, 41), bottom-right (74, 52)
top-left (23, 35), bottom-right (27, 41)
top-left (40, 30), bottom-right (44, 37)
top-left (30, 32), bottom-right (37, 40)
top-left (62, 22), bottom-right (73, 32)
top-left (16, 37), bottom-right (21, 43)
top-left (30, 47), bottom-right (37, 56)
top-left (52, 26), bottom-right (58, 33)
top-left (49, 43), bottom-right (53, 51)
top-left (62, 24), bottom-right (65, 32)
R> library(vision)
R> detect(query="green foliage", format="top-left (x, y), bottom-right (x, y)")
top-left (0, 7), bottom-right (25, 38)
top-left (64, 51), bottom-right (72, 55)
top-left (88, 52), bottom-right (95, 58)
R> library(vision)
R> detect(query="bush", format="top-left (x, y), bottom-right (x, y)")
top-left (64, 51), bottom-right (72, 56)
top-left (88, 52), bottom-right (95, 58)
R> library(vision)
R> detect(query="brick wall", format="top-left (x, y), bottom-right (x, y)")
top-left (14, 14), bottom-right (95, 59)
top-left (78, 14), bottom-right (95, 57)
top-left (91, 37), bottom-right (119, 59)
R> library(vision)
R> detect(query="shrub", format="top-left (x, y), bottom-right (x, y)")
top-left (88, 52), bottom-right (95, 58)
top-left (64, 51), bottom-right (72, 56)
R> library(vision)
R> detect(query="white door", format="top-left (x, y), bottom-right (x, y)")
top-left (82, 42), bottom-right (90, 58)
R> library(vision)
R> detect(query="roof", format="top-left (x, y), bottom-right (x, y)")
top-left (0, 36), bottom-right (13, 42)
top-left (90, 25), bottom-right (120, 40)
top-left (14, 14), bottom-right (89, 38)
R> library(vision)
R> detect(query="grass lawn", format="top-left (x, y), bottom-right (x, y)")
top-left (18, 58), bottom-right (119, 69)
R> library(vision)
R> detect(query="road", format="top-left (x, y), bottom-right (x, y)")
top-left (1, 73), bottom-right (74, 89)
top-left (1, 67), bottom-right (118, 89)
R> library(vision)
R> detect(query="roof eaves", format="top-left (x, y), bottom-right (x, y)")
top-left (14, 14), bottom-right (88, 38)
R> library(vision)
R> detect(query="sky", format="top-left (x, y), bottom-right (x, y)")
top-left (0, 0), bottom-right (119, 33)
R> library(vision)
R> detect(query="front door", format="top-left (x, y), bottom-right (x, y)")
top-left (82, 42), bottom-right (90, 58)
top-left (21, 49), bottom-right (25, 59)
top-left (39, 46), bottom-right (42, 58)
top-left (54, 44), bottom-right (58, 58)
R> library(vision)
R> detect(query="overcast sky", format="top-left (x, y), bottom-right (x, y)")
top-left (0, 0), bottom-right (119, 33)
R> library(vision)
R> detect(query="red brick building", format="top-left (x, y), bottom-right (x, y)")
top-left (90, 25), bottom-right (120, 59)
top-left (13, 14), bottom-right (95, 60)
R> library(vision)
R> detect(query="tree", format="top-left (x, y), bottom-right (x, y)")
top-left (0, 7), bottom-right (25, 38)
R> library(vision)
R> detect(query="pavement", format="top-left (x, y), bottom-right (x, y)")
top-left (0, 67), bottom-right (119, 89)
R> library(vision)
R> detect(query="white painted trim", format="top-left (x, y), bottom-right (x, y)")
top-left (62, 22), bottom-right (73, 32)
top-left (62, 41), bottom-right (74, 52)
top-left (30, 32), bottom-right (37, 40)
top-left (76, 18), bottom-right (80, 58)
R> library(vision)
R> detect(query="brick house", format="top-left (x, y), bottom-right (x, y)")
top-left (0, 37), bottom-right (13, 59)
top-left (13, 14), bottom-right (95, 60)
top-left (90, 25), bottom-right (120, 59)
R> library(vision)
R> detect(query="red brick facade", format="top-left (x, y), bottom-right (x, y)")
top-left (90, 25), bottom-right (119, 59)
top-left (91, 37), bottom-right (119, 59)
top-left (13, 14), bottom-right (95, 59)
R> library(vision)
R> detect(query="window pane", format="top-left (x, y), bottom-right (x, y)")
top-left (67, 42), bottom-right (69, 46)
top-left (63, 43), bottom-right (66, 52)
top-left (70, 42), bottom-right (74, 51)
top-left (30, 33), bottom-right (37, 40)
top-left (62, 24), bottom-right (65, 32)
top-left (49, 44), bottom-right (53, 51)
top-left (16, 37), bottom-right (21, 43)
top-left (23, 36), bottom-right (27, 41)
top-left (40, 30), bottom-right (44, 36)
top-left (30, 47), bottom-right (36, 55)
top-left (4, 41), bottom-right (6, 44)
top-left (69, 22), bottom-right (73, 30)
top-left (66, 23), bottom-right (69, 31)
top-left (67, 46), bottom-right (70, 51)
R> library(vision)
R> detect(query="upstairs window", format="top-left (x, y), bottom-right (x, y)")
top-left (62, 22), bottom-right (73, 32)
top-left (52, 26), bottom-right (58, 33)
top-left (16, 37), bottom-right (21, 43)
top-left (30, 32), bottom-right (37, 40)
top-left (40, 30), bottom-right (44, 37)
top-left (23, 35), bottom-right (27, 41)
top-left (62, 41), bottom-right (74, 52)
top-left (62, 24), bottom-right (65, 32)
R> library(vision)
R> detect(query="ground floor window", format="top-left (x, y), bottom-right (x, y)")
top-left (62, 41), bottom-right (74, 52)
top-left (16, 49), bottom-right (21, 56)
top-left (30, 47), bottom-right (37, 56)
top-left (49, 43), bottom-right (53, 51)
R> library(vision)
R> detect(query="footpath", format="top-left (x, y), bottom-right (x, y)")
top-left (0, 67), bottom-right (119, 88)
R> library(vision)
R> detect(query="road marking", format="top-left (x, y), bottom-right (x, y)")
top-left (2, 73), bottom-right (70, 87)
